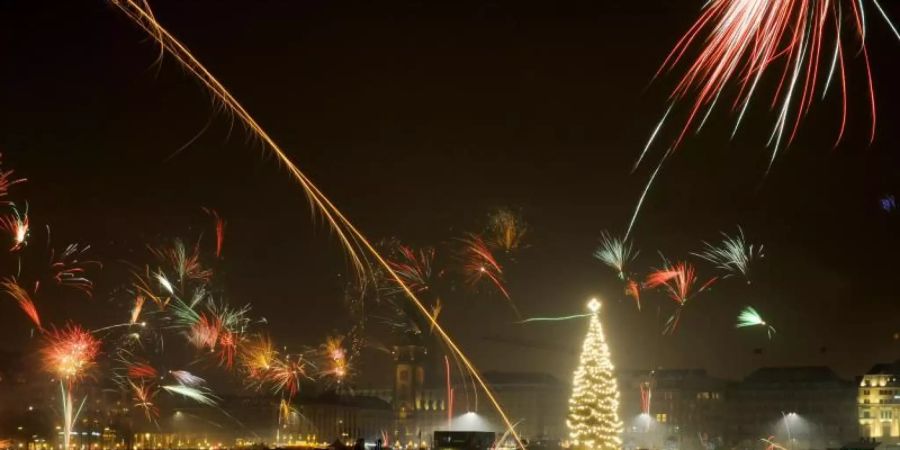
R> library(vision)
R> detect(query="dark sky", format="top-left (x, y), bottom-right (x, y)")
top-left (1, 0), bottom-right (900, 387)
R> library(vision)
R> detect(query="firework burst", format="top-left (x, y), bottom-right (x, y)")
top-left (485, 208), bottom-right (528, 254)
top-left (0, 205), bottom-right (29, 251)
top-left (188, 314), bottom-right (221, 350)
top-left (320, 335), bottom-right (350, 382)
top-left (692, 228), bottom-right (764, 283)
top-left (42, 325), bottom-right (101, 383)
top-left (240, 334), bottom-right (276, 378)
top-left (645, 261), bottom-right (717, 333)
top-left (459, 234), bottom-right (513, 307)
top-left (736, 305), bottom-right (777, 339)
top-left (130, 380), bottom-right (160, 420)
top-left (266, 356), bottom-right (308, 399)
top-left (594, 232), bottom-right (638, 280)
top-left (387, 245), bottom-right (436, 294)
top-left (149, 239), bottom-right (213, 285)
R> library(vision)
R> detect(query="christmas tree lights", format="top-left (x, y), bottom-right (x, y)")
top-left (567, 299), bottom-right (623, 450)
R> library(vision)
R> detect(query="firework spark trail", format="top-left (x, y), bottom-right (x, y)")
top-left (60, 382), bottom-right (87, 450)
top-left (635, 105), bottom-right (673, 171)
top-left (736, 305), bottom-right (776, 339)
top-left (444, 355), bottom-right (453, 430)
top-left (109, 2), bottom-right (526, 444)
top-left (624, 151), bottom-right (669, 241)
top-left (648, 0), bottom-right (900, 162)
top-left (625, 279), bottom-right (642, 311)
top-left (155, 271), bottom-right (174, 296)
top-left (692, 228), bottom-right (764, 282)
top-left (594, 232), bottom-right (638, 280)
top-left (762, 437), bottom-right (789, 450)
top-left (2, 278), bottom-right (41, 330)
top-left (130, 267), bottom-right (170, 310)
top-left (0, 205), bottom-right (29, 252)
top-left (49, 244), bottom-right (101, 296)
top-left (130, 295), bottom-right (145, 324)
top-left (170, 370), bottom-right (206, 387)
top-left (625, 1), bottom-right (900, 248)
top-left (91, 322), bottom-right (148, 334)
top-left (127, 362), bottom-right (158, 380)
top-left (203, 208), bottom-right (225, 258)
top-left (516, 314), bottom-right (592, 324)
top-left (130, 380), bottom-right (160, 421)
top-left (0, 156), bottom-right (25, 202)
top-left (640, 381), bottom-right (652, 415)
top-left (162, 384), bottom-right (218, 406)
top-left (874, 0), bottom-right (900, 41)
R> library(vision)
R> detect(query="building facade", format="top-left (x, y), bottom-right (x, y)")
top-left (618, 369), bottom-right (727, 450)
top-left (858, 360), bottom-right (900, 447)
top-left (726, 366), bottom-right (857, 450)
top-left (478, 371), bottom-right (568, 445)
top-left (133, 393), bottom-right (392, 449)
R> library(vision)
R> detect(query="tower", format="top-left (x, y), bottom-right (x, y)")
top-left (393, 345), bottom-right (427, 441)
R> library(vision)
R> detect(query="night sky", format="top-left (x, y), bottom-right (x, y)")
top-left (1, 0), bottom-right (900, 387)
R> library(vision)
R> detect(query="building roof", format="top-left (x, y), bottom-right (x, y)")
top-left (866, 360), bottom-right (900, 376)
top-left (840, 440), bottom-right (881, 450)
top-left (743, 366), bottom-right (848, 384)
top-left (303, 391), bottom-right (393, 410)
top-left (481, 371), bottom-right (565, 387)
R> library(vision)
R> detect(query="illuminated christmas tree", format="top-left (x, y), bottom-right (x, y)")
top-left (567, 299), bottom-right (623, 450)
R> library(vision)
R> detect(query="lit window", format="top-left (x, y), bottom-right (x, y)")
top-left (656, 413), bottom-right (668, 423)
